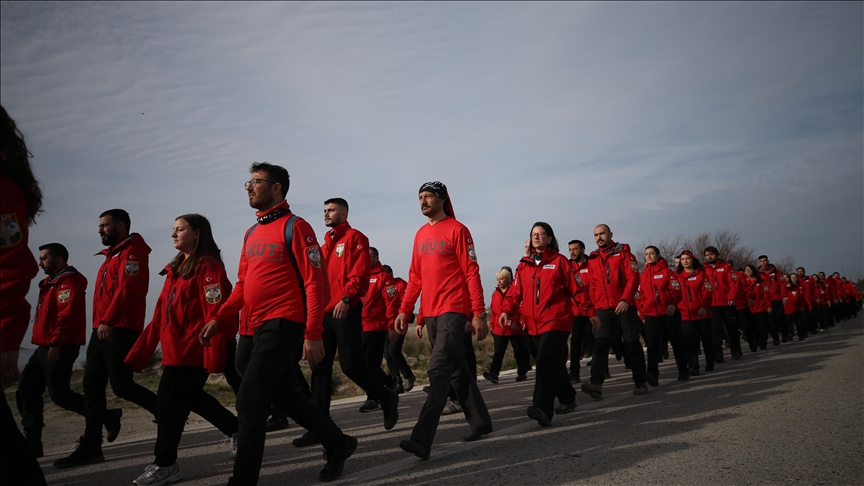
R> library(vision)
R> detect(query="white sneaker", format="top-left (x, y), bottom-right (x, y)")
top-left (441, 398), bottom-right (462, 416)
top-left (133, 462), bottom-right (182, 486)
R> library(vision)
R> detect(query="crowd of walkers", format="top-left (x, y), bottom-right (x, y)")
top-left (1, 105), bottom-right (862, 486)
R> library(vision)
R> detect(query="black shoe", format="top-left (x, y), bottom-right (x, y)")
top-left (382, 393), bottom-right (399, 430)
top-left (645, 373), bottom-right (659, 387)
top-left (526, 406), bottom-right (551, 426)
top-left (319, 434), bottom-right (357, 482)
top-left (567, 372), bottom-right (581, 383)
top-left (781, 335), bottom-right (789, 343)
top-left (394, 383), bottom-right (405, 394)
top-left (483, 372), bottom-right (499, 384)
top-left (53, 437), bottom-right (104, 469)
top-left (581, 382), bottom-right (603, 400)
top-left (772, 338), bottom-right (780, 346)
top-left (554, 401), bottom-right (578, 415)
top-left (422, 385), bottom-right (430, 393)
top-left (359, 399), bottom-right (380, 413)
top-left (400, 439), bottom-right (430, 460)
top-left (760, 344), bottom-right (767, 350)
top-left (462, 423), bottom-right (493, 442)
top-left (404, 376), bottom-right (415, 392)
top-left (25, 436), bottom-right (43, 459)
top-left (715, 355), bottom-right (725, 364)
top-left (516, 374), bottom-right (528, 382)
top-left (104, 408), bottom-right (122, 443)
top-left (292, 431), bottom-right (320, 448)
top-left (604, 370), bottom-right (612, 379)
top-left (689, 368), bottom-right (700, 376)
top-left (266, 413), bottom-right (290, 431)
top-left (705, 364), bottom-right (714, 372)
top-left (677, 370), bottom-right (690, 381)
top-left (732, 354), bottom-right (742, 360)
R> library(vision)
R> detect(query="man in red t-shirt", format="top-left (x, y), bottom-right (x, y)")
top-left (395, 181), bottom-right (492, 459)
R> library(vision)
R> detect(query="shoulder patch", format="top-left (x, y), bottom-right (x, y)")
top-left (306, 245), bottom-right (322, 268)
top-left (125, 261), bottom-right (139, 276)
top-left (0, 213), bottom-right (22, 248)
top-left (204, 284), bottom-right (222, 304)
top-left (704, 282), bottom-right (713, 291)
top-left (336, 243), bottom-right (345, 257)
top-left (57, 289), bottom-right (71, 303)
top-left (671, 279), bottom-right (680, 290)
top-left (731, 272), bottom-right (738, 280)
top-left (467, 244), bottom-right (477, 262)
top-left (630, 261), bottom-right (639, 273)
top-left (386, 285), bottom-right (397, 297)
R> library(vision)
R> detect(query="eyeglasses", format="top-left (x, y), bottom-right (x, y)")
top-left (244, 178), bottom-right (275, 190)
top-left (530, 232), bottom-right (547, 238)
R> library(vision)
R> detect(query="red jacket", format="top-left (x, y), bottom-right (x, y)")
top-left (745, 275), bottom-right (771, 314)
top-left (0, 175), bottom-right (39, 352)
top-left (782, 284), bottom-right (805, 315)
top-left (586, 242), bottom-right (640, 310)
top-left (321, 222), bottom-right (370, 313)
top-left (126, 255), bottom-right (235, 373)
top-left (31, 265), bottom-right (88, 347)
top-left (797, 275), bottom-right (815, 310)
top-left (215, 202), bottom-right (328, 340)
top-left (636, 259), bottom-right (682, 318)
top-left (827, 277), bottom-right (843, 303)
top-left (93, 233), bottom-right (151, 332)
top-left (502, 250), bottom-right (577, 335)
top-left (704, 259), bottom-right (736, 307)
top-left (812, 279), bottom-right (830, 307)
top-left (490, 285), bottom-right (523, 336)
top-left (676, 268), bottom-right (713, 321)
top-left (732, 270), bottom-right (749, 310)
top-left (569, 258), bottom-right (594, 318)
top-left (758, 264), bottom-right (783, 301)
top-left (399, 216), bottom-right (484, 318)
top-left (362, 261), bottom-right (399, 332)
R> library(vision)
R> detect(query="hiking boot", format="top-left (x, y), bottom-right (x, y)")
top-left (399, 439), bottom-right (430, 459)
top-left (554, 401), bottom-right (578, 414)
top-left (516, 374), bottom-right (528, 382)
top-left (568, 371), bottom-right (581, 383)
top-left (462, 423), bottom-right (493, 442)
top-left (25, 435), bottom-right (43, 459)
top-left (53, 436), bottom-right (104, 469)
top-left (292, 431), bottom-right (320, 448)
top-left (581, 382), bottom-right (602, 400)
top-left (633, 383), bottom-right (649, 396)
top-left (358, 399), bottom-right (380, 413)
top-left (645, 373), bottom-right (659, 387)
top-left (265, 413), bottom-right (290, 431)
top-left (381, 393), bottom-right (399, 430)
top-left (441, 398), bottom-right (462, 415)
top-left (104, 408), bottom-right (122, 443)
top-left (133, 462), bottom-right (181, 486)
top-left (482, 372), bottom-right (499, 384)
top-left (526, 406), bottom-right (551, 426)
top-left (319, 434), bottom-right (357, 482)
top-left (404, 376), bottom-right (415, 392)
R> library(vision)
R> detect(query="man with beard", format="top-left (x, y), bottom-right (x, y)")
top-left (758, 255), bottom-right (786, 344)
top-left (567, 239), bottom-right (593, 383)
top-left (54, 209), bottom-right (151, 468)
top-left (703, 247), bottom-right (740, 360)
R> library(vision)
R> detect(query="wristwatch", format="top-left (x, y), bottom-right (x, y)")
top-left (342, 296), bottom-right (350, 305)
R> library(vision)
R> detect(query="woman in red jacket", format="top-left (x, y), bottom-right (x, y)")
top-left (637, 246), bottom-right (689, 382)
top-left (744, 264), bottom-right (772, 350)
top-left (731, 265), bottom-right (758, 353)
top-left (783, 273), bottom-right (808, 342)
top-left (676, 251), bottom-right (714, 375)
top-left (500, 222), bottom-right (580, 427)
top-left (484, 267), bottom-right (531, 384)
top-left (125, 214), bottom-right (238, 486)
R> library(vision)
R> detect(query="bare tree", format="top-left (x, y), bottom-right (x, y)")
top-left (774, 254), bottom-right (797, 275)
top-left (641, 229), bottom-right (757, 270)
top-left (638, 235), bottom-right (683, 268)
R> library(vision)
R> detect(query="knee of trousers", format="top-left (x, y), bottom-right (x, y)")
top-left (592, 337), bottom-right (611, 351)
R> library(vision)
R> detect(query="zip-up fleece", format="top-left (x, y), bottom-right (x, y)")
top-left (732, 270), bottom-right (749, 310)
top-left (502, 250), bottom-right (577, 336)
top-left (125, 255), bottom-right (234, 373)
top-left (362, 261), bottom-right (399, 332)
top-left (586, 241), bottom-right (640, 310)
top-left (704, 259), bottom-right (736, 306)
top-left (676, 268), bottom-right (713, 321)
top-left (636, 259), bottom-right (681, 318)
top-left (32, 264), bottom-right (88, 347)
top-left (214, 202), bottom-right (328, 340)
top-left (93, 233), bottom-right (151, 331)
top-left (322, 221), bottom-right (370, 313)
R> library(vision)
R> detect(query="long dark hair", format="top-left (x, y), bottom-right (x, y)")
top-left (0, 105), bottom-right (43, 225)
top-left (744, 264), bottom-right (760, 279)
top-left (531, 222), bottom-right (559, 253)
top-left (170, 214), bottom-right (222, 279)
top-left (676, 250), bottom-right (703, 273)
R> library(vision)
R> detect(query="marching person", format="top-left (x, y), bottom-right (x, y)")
top-left (783, 273), bottom-right (807, 342)
top-left (500, 222), bottom-right (582, 426)
top-left (199, 162), bottom-right (356, 484)
top-left (567, 239), bottom-right (593, 384)
top-left (54, 208), bottom-right (154, 468)
top-left (676, 251), bottom-right (714, 375)
top-left (744, 265), bottom-right (772, 350)
top-left (731, 264), bottom-right (758, 353)
top-left (484, 267), bottom-right (531, 384)
top-left (395, 181), bottom-right (493, 459)
top-left (758, 255), bottom-right (787, 344)
top-left (703, 247), bottom-right (739, 361)
top-left (125, 214), bottom-right (239, 486)
top-left (381, 265), bottom-right (415, 394)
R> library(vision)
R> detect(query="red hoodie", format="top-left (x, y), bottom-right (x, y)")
top-left (321, 221), bottom-right (370, 313)
top-left (126, 255), bottom-right (235, 373)
top-left (637, 259), bottom-right (682, 318)
top-left (31, 265), bottom-right (88, 347)
top-left (586, 242), bottom-right (640, 310)
top-left (214, 201), bottom-right (328, 340)
top-left (93, 233), bottom-right (151, 332)
top-left (399, 216), bottom-right (484, 318)
top-left (745, 275), bottom-right (771, 314)
top-left (758, 264), bottom-right (783, 301)
top-left (704, 259), bottom-right (736, 306)
top-left (490, 285), bottom-right (523, 336)
top-left (0, 174), bottom-right (39, 352)
top-left (676, 268), bottom-right (713, 321)
top-left (502, 250), bottom-right (578, 335)
top-left (362, 261), bottom-right (399, 332)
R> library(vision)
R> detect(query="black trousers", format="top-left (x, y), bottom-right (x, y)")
top-left (589, 307), bottom-right (647, 385)
top-left (383, 332), bottom-right (415, 385)
top-left (310, 305), bottom-right (390, 414)
top-left (231, 319), bottom-right (343, 486)
top-left (711, 305), bottom-right (739, 359)
top-left (683, 318), bottom-right (714, 371)
top-left (224, 340), bottom-right (242, 396)
top-left (83, 327), bottom-right (157, 441)
top-left (769, 300), bottom-right (785, 339)
top-left (1, 396), bottom-right (46, 486)
top-left (786, 312), bottom-right (807, 341)
top-left (489, 333), bottom-right (531, 377)
top-left (568, 316), bottom-right (592, 378)
top-left (362, 330), bottom-right (391, 400)
top-left (154, 366), bottom-right (238, 467)
top-left (644, 313), bottom-right (688, 375)
top-left (735, 307), bottom-right (758, 352)
top-left (816, 306), bottom-right (831, 330)
top-left (17, 344), bottom-right (85, 439)
top-left (751, 311), bottom-right (771, 347)
top-left (530, 331), bottom-right (575, 419)
top-left (410, 313), bottom-right (491, 448)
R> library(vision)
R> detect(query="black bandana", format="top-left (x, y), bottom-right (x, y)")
top-left (257, 205), bottom-right (289, 224)
top-left (419, 181), bottom-right (454, 217)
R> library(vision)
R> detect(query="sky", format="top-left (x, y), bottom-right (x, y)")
top-left (1, 2), bottom-right (862, 349)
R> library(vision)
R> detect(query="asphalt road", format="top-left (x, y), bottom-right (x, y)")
top-left (40, 317), bottom-right (863, 486)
